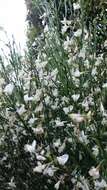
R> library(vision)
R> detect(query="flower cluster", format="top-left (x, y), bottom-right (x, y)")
top-left (0, 0), bottom-right (107, 189)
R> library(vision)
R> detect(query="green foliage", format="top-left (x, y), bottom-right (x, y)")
top-left (0, 0), bottom-right (107, 189)
top-left (27, 25), bottom-right (40, 44)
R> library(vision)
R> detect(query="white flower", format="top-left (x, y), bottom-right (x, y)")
top-left (4, 83), bottom-right (14, 95)
top-left (95, 57), bottom-right (102, 66)
top-left (62, 96), bottom-right (69, 103)
top-left (0, 78), bottom-right (5, 86)
top-left (24, 94), bottom-right (33, 102)
top-left (61, 17), bottom-right (71, 25)
top-left (91, 68), bottom-right (97, 76)
top-left (73, 3), bottom-right (80, 10)
top-left (40, 12), bottom-right (47, 26)
top-left (40, 149), bottom-right (45, 155)
top-left (74, 29), bottom-right (82, 37)
top-left (44, 24), bottom-right (49, 33)
top-left (61, 18), bottom-right (71, 34)
top-left (36, 60), bottom-right (47, 69)
top-left (103, 83), bottom-right (107, 88)
top-left (63, 107), bottom-right (69, 114)
top-left (92, 146), bottom-right (99, 157)
top-left (54, 181), bottom-right (61, 190)
top-left (53, 139), bottom-right (61, 148)
top-left (16, 104), bottom-right (26, 115)
top-left (69, 113), bottom-right (84, 123)
top-left (0, 78), bottom-right (5, 94)
top-left (61, 25), bottom-right (69, 34)
top-left (33, 163), bottom-right (46, 173)
top-left (43, 166), bottom-right (56, 177)
top-left (78, 47), bottom-right (86, 59)
top-left (63, 36), bottom-right (73, 51)
top-left (72, 94), bottom-right (80, 102)
top-left (89, 167), bottom-right (100, 179)
top-left (63, 105), bottom-right (73, 114)
top-left (82, 99), bottom-right (89, 111)
top-left (68, 138), bottom-right (73, 143)
top-left (0, 88), bottom-right (2, 95)
top-left (94, 179), bottom-right (107, 189)
top-left (45, 96), bottom-right (50, 105)
top-left (40, 12), bottom-right (47, 19)
top-left (76, 176), bottom-right (90, 190)
top-left (52, 89), bottom-right (58, 97)
top-left (55, 119), bottom-right (65, 127)
top-left (57, 154), bottom-right (69, 165)
top-left (104, 40), bottom-right (107, 47)
top-left (72, 69), bottom-right (81, 77)
top-left (24, 140), bottom-right (36, 153)
top-left (35, 103), bottom-right (43, 113)
top-left (28, 117), bottom-right (37, 125)
top-left (34, 89), bottom-right (42, 102)
top-left (58, 142), bottom-right (66, 153)
top-left (36, 154), bottom-right (46, 161)
top-left (8, 177), bottom-right (16, 188)
top-left (100, 102), bottom-right (105, 115)
top-left (79, 131), bottom-right (89, 144)
top-left (33, 127), bottom-right (44, 135)
top-left (50, 68), bottom-right (58, 81)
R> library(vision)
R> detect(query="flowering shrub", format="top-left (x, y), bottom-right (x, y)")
top-left (0, 0), bottom-right (107, 189)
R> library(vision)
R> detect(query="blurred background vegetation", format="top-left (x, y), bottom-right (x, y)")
top-left (25, 0), bottom-right (107, 55)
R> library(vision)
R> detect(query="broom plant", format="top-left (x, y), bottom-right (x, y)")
top-left (0, 0), bottom-right (107, 189)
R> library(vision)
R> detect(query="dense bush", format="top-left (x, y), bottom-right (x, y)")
top-left (0, 0), bottom-right (107, 189)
